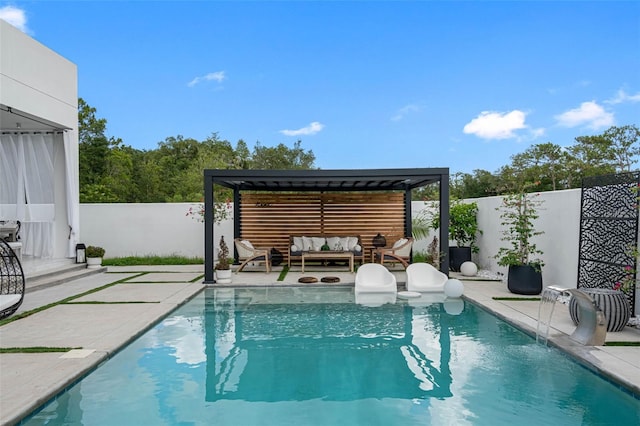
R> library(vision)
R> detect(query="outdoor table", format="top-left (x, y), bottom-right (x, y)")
top-left (301, 251), bottom-right (354, 273)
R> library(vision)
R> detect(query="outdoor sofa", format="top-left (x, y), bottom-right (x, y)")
top-left (288, 235), bottom-right (365, 267)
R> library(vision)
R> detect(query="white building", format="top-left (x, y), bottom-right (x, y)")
top-left (0, 19), bottom-right (79, 259)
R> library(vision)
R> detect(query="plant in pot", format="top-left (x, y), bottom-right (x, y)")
top-left (86, 245), bottom-right (105, 268)
top-left (432, 200), bottom-right (481, 271)
top-left (494, 185), bottom-right (544, 295)
top-left (215, 236), bottom-right (232, 283)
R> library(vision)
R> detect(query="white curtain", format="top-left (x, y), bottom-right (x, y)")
top-left (63, 131), bottom-right (80, 257)
top-left (0, 133), bottom-right (56, 257)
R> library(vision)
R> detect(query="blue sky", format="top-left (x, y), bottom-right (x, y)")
top-left (2, 1), bottom-right (639, 174)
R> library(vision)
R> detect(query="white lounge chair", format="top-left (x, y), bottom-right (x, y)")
top-left (406, 263), bottom-right (448, 292)
top-left (355, 263), bottom-right (397, 294)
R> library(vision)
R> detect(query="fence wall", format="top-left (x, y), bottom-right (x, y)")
top-left (81, 189), bottom-right (583, 286)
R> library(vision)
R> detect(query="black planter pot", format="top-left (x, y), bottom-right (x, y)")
top-left (507, 264), bottom-right (542, 295)
top-left (449, 246), bottom-right (472, 272)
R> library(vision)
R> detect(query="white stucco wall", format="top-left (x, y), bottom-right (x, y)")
top-left (0, 21), bottom-right (77, 129)
top-left (0, 20), bottom-right (79, 258)
top-left (81, 191), bottom-right (582, 286)
top-left (80, 203), bottom-right (233, 259)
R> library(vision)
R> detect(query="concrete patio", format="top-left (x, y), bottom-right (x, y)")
top-left (0, 264), bottom-right (639, 425)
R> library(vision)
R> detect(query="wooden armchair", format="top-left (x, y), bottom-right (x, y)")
top-left (234, 239), bottom-right (271, 273)
top-left (374, 237), bottom-right (413, 269)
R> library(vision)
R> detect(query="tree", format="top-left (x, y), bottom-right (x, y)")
top-left (509, 142), bottom-right (568, 191)
top-left (250, 140), bottom-right (316, 169)
top-left (602, 125), bottom-right (640, 172)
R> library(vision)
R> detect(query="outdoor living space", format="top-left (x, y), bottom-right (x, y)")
top-left (1, 264), bottom-right (639, 425)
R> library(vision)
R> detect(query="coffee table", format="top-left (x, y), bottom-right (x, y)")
top-left (301, 251), bottom-right (354, 273)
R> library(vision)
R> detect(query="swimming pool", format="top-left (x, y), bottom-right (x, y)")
top-left (24, 287), bottom-right (639, 425)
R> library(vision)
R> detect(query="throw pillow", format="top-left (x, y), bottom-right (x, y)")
top-left (339, 237), bottom-right (350, 251)
top-left (326, 237), bottom-right (341, 250)
top-left (347, 236), bottom-right (359, 250)
top-left (293, 236), bottom-right (304, 250)
top-left (302, 236), bottom-right (313, 251)
top-left (291, 245), bottom-right (299, 252)
top-left (311, 237), bottom-right (325, 251)
top-left (393, 238), bottom-right (408, 249)
top-left (241, 240), bottom-right (254, 249)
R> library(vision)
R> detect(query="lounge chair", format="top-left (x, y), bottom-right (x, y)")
top-left (0, 238), bottom-right (25, 319)
top-left (234, 239), bottom-right (271, 273)
top-left (355, 263), bottom-right (397, 294)
top-left (374, 237), bottom-right (413, 269)
top-left (406, 262), bottom-right (448, 292)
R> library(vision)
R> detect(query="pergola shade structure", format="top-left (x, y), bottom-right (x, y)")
top-left (204, 168), bottom-right (450, 283)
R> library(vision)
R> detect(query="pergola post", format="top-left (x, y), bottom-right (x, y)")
top-left (204, 174), bottom-right (215, 283)
top-left (439, 171), bottom-right (450, 274)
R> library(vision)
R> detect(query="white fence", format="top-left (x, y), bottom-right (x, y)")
top-left (79, 189), bottom-right (583, 288)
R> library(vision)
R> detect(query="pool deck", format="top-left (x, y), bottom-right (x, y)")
top-left (1, 264), bottom-right (639, 425)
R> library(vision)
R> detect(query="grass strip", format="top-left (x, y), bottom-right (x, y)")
top-left (0, 346), bottom-right (81, 354)
top-left (190, 274), bottom-right (205, 283)
top-left (0, 272), bottom-right (148, 327)
top-left (277, 266), bottom-right (289, 281)
top-left (103, 255), bottom-right (203, 266)
top-left (492, 297), bottom-right (541, 301)
top-left (604, 341), bottom-right (640, 346)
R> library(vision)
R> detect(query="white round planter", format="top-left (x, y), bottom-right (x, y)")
top-left (216, 269), bottom-right (232, 284)
top-left (86, 257), bottom-right (102, 268)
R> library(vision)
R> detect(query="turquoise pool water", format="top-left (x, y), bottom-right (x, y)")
top-left (24, 287), bottom-right (639, 425)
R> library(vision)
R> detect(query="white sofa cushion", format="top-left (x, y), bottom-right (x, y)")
top-left (302, 236), bottom-right (313, 251)
top-left (393, 238), bottom-right (408, 249)
top-left (326, 237), bottom-right (341, 250)
top-left (311, 237), bottom-right (326, 251)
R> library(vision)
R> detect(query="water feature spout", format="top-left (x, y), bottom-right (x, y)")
top-left (538, 286), bottom-right (607, 346)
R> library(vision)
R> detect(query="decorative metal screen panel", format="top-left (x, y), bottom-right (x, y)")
top-left (577, 172), bottom-right (639, 315)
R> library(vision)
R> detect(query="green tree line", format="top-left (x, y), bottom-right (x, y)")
top-left (79, 98), bottom-right (639, 202)
top-left (78, 98), bottom-right (316, 203)
top-left (414, 124), bottom-right (640, 200)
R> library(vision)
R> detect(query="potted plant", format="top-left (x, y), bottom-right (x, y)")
top-left (86, 245), bottom-right (105, 268)
top-left (432, 200), bottom-right (481, 271)
top-left (215, 236), bottom-right (232, 283)
top-left (494, 185), bottom-right (544, 295)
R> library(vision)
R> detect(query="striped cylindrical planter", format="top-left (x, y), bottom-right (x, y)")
top-left (569, 288), bottom-right (631, 332)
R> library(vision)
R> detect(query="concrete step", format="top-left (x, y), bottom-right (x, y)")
top-left (25, 264), bottom-right (108, 293)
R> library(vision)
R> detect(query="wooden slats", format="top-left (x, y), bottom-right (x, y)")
top-left (238, 192), bottom-right (406, 262)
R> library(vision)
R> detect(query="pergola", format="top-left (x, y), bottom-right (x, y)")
top-left (203, 168), bottom-right (450, 283)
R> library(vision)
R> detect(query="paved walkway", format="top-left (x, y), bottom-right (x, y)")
top-left (0, 265), bottom-right (639, 425)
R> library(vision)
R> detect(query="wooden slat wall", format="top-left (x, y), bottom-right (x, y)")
top-left (238, 192), bottom-right (406, 262)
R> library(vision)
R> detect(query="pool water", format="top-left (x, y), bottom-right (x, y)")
top-left (24, 287), bottom-right (639, 425)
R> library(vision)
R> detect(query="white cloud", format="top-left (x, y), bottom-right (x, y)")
top-left (554, 101), bottom-right (614, 129)
top-left (391, 103), bottom-right (421, 121)
top-left (605, 89), bottom-right (640, 105)
top-left (463, 110), bottom-right (527, 140)
top-left (187, 71), bottom-right (225, 87)
top-left (0, 5), bottom-right (29, 33)
top-left (280, 121), bottom-right (325, 136)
